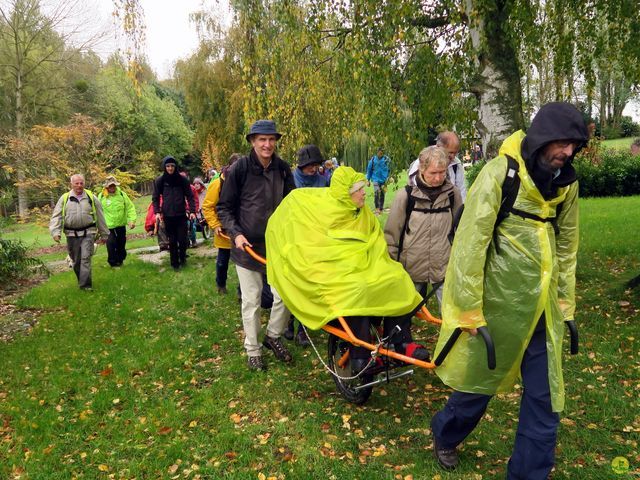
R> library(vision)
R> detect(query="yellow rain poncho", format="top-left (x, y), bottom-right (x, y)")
top-left (266, 167), bottom-right (423, 330)
top-left (434, 130), bottom-right (580, 412)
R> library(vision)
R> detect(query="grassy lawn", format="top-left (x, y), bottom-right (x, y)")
top-left (601, 137), bottom-right (635, 150)
top-left (1, 192), bottom-right (639, 478)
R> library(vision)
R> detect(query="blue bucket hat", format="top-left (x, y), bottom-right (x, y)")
top-left (246, 119), bottom-right (282, 142)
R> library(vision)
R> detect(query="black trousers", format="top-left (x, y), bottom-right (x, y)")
top-left (163, 215), bottom-right (188, 268)
top-left (344, 316), bottom-right (413, 359)
top-left (106, 226), bottom-right (127, 266)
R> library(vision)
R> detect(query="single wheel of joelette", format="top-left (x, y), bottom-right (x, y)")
top-left (327, 331), bottom-right (373, 405)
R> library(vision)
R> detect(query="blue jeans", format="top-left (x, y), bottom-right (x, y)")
top-left (216, 248), bottom-right (231, 288)
top-left (373, 182), bottom-right (385, 210)
top-left (431, 317), bottom-right (559, 479)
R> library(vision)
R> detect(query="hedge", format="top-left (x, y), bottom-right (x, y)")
top-left (465, 149), bottom-right (640, 198)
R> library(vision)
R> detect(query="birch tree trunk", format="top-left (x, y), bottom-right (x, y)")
top-left (465, 0), bottom-right (525, 158)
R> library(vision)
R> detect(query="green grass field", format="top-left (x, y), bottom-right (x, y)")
top-left (601, 137), bottom-right (635, 150)
top-left (1, 191), bottom-right (639, 478)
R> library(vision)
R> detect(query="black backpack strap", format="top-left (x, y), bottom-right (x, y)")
top-left (396, 185), bottom-right (415, 261)
top-left (493, 155), bottom-right (521, 253)
top-left (551, 201), bottom-right (564, 235)
top-left (446, 190), bottom-right (456, 245)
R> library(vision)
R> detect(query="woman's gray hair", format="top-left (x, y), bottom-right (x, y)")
top-left (418, 146), bottom-right (448, 172)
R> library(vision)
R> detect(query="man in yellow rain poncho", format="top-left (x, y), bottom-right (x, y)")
top-left (266, 166), bottom-right (426, 373)
top-left (430, 102), bottom-right (588, 478)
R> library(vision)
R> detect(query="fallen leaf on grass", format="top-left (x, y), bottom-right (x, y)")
top-left (224, 451), bottom-right (237, 460)
top-left (168, 464), bottom-right (179, 474)
top-left (98, 464), bottom-right (109, 471)
top-left (158, 426), bottom-right (172, 435)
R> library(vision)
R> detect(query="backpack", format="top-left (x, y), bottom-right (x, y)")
top-left (452, 155), bottom-right (564, 254)
top-left (396, 185), bottom-right (456, 261)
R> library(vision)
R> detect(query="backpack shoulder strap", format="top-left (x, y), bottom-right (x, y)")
top-left (493, 155), bottom-right (521, 252)
top-left (446, 190), bottom-right (456, 244)
top-left (396, 185), bottom-right (415, 261)
top-left (233, 155), bottom-right (250, 194)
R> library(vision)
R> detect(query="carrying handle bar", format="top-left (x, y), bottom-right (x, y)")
top-left (566, 320), bottom-right (579, 355)
top-left (434, 326), bottom-right (496, 370)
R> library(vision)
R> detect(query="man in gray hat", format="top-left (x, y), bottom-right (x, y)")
top-left (217, 120), bottom-right (296, 371)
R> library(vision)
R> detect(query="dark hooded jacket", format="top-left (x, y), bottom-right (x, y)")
top-left (152, 156), bottom-right (196, 217)
top-left (216, 149), bottom-right (295, 273)
top-left (521, 102), bottom-right (589, 199)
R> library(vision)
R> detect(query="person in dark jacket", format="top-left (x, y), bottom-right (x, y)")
top-left (217, 120), bottom-right (296, 371)
top-left (292, 144), bottom-right (330, 188)
top-left (152, 156), bottom-right (196, 270)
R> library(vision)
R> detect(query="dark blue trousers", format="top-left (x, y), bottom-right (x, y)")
top-left (216, 248), bottom-right (231, 288)
top-left (431, 318), bottom-right (559, 479)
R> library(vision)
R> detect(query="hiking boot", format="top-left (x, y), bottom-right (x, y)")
top-left (262, 335), bottom-right (292, 363)
top-left (284, 319), bottom-right (295, 341)
top-left (397, 342), bottom-right (430, 361)
top-left (247, 355), bottom-right (266, 371)
top-left (433, 436), bottom-right (458, 470)
top-left (295, 326), bottom-right (311, 347)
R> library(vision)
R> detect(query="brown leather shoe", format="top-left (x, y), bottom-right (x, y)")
top-left (433, 436), bottom-right (458, 470)
top-left (262, 335), bottom-right (292, 363)
top-left (247, 355), bottom-right (266, 371)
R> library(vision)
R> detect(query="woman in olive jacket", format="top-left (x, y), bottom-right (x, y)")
top-left (384, 146), bottom-right (462, 307)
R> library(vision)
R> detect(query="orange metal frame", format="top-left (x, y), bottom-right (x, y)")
top-left (221, 233), bottom-right (442, 370)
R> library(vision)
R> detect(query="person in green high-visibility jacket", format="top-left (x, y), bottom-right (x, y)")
top-left (98, 176), bottom-right (137, 267)
top-left (430, 102), bottom-right (588, 478)
top-left (266, 166), bottom-right (424, 373)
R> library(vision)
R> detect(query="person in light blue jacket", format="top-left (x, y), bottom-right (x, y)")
top-left (366, 147), bottom-right (390, 215)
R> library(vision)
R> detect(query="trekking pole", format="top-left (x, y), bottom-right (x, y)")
top-left (434, 326), bottom-right (496, 370)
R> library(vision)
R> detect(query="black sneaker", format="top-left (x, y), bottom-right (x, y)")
top-left (262, 335), bottom-right (292, 363)
top-left (247, 355), bottom-right (266, 371)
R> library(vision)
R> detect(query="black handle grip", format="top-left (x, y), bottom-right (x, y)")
top-left (566, 320), bottom-right (579, 355)
top-left (477, 326), bottom-right (496, 370)
top-left (434, 328), bottom-right (462, 366)
top-left (434, 326), bottom-right (496, 370)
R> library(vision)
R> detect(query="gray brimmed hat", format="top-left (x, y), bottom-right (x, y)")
top-left (297, 144), bottom-right (324, 168)
top-left (103, 175), bottom-right (120, 187)
top-left (246, 119), bottom-right (282, 142)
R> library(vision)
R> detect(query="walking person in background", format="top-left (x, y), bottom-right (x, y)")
top-left (408, 131), bottom-right (467, 202)
top-left (49, 174), bottom-right (110, 290)
top-left (201, 153), bottom-right (241, 295)
top-left (152, 156), bottom-right (196, 270)
top-left (98, 176), bottom-right (137, 267)
top-left (366, 147), bottom-right (390, 215)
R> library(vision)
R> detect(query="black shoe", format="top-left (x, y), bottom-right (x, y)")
top-left (262, 335), bottom-right (292, 363)
top-left (433, 436), bottom-right (458, 470)
top-left (247, 355), bottom-right (266, 371)
top-left (284, 320), bottom-right (294, 341)
top-left (217, 286), bottom-right (228, 295)
top-left (295, 327), bottom-right (310, 347)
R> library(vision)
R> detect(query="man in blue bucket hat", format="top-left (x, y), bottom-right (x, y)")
top-left (217, 120), bottom-right (296, 371)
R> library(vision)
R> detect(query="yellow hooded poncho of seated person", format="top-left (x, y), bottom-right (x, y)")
top-left (266, 166), bottom-right (423, 330)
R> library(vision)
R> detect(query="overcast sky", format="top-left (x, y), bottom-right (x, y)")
top-left (94, 0), bottom-right (231, 79)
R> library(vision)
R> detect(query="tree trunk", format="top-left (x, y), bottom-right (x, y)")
top-left (15, 72), bottom-right (29, 219)
top-left (465, 0), bottom-right (525, 159)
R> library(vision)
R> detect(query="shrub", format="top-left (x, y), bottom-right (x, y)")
top-left (0, 237), bottom-right (48, 285)
top-left (574, 149), bottom-right (640, 197)
top-left (620, 116), bottom-right (640, 138)
top-left (465, 147), bottom-right (640, 198)
top-left (465, 160), bottom-right (486, 189)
